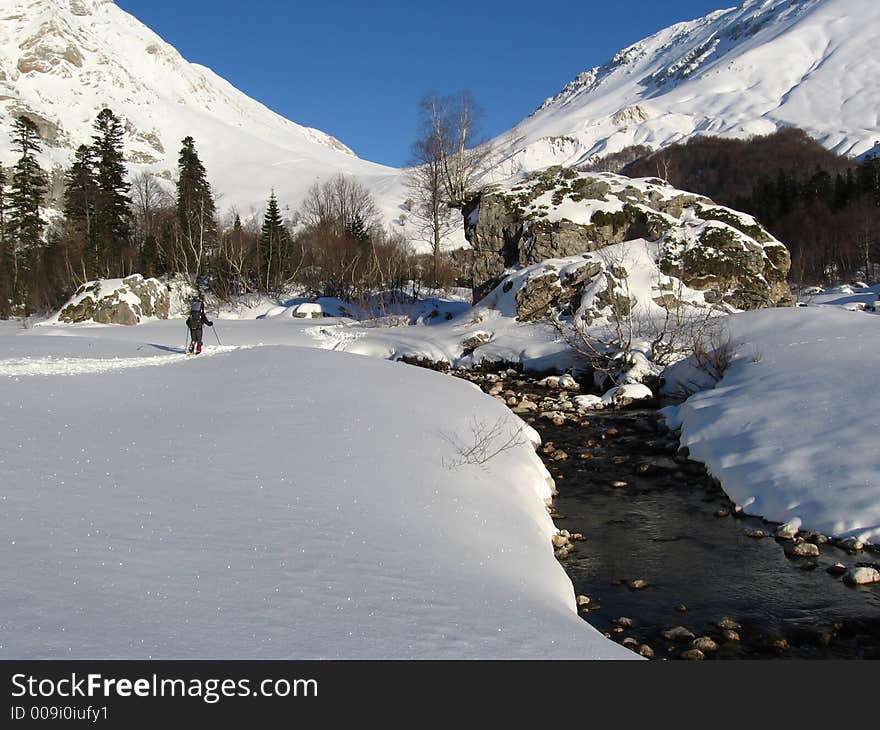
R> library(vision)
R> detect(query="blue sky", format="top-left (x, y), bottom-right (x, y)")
top-left (115, 0), bottom-right (730, 167)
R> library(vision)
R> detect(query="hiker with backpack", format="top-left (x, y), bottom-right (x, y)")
top-left (186, 299), bottom-right (213, 354)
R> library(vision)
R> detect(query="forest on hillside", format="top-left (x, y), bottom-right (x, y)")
top-left (4, 114), bottom-right (880, 318)
top-left (622, 128), bottom-right (880, 287)
top-left (0, 109), bottom-right (471, 317)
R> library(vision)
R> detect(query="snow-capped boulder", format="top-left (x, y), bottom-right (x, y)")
top-left (291, 302), bottom-right (325, 318)
top-left (464, 167), bottom-right (791, 311)
top-left (461, 332), bottom-right (492, 355)
top-left (601, 383), bottom-right (654, 408)
top-left (775, 520), bottom-right (801, 540)
top-left (842, 566), bottom-right (880, 586)
top-left (56, 275), bottom-right (172, 325)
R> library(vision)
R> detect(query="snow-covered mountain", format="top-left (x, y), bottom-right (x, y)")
top-left (493, 0), bottom-right (880, 174)
top-left (4, 0), bottom-right (878, 239)
top-left (0, 0), bottom-right (408, 226)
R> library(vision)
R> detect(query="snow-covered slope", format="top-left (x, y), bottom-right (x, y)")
top-left (493, 0), bottom-right (880, 173)
top-left (0, 321), bottom-right (634, 659)
top-left (663, 304), bottom-right (880, 543)
top-left (0, 0), bottom-right (410, 227)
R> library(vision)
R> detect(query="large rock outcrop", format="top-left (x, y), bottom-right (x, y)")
top-left (464, 167), bottom-right (791, 310)
top-left (57, 275), bottom-right (173, 325)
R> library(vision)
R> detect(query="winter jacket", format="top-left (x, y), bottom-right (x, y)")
top-left (186, 310), bottom-right (213, 330)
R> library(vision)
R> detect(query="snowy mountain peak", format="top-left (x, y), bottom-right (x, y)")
top-left (1, 0), bottom-right (355, 157)
top-left (56, 0), bottom-right (114, 15)
top-left (500, 0), bottom-right (878, 174)
top-left (0, 0), bottom-right (414, 225)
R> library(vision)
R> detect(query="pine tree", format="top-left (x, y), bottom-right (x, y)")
top-left (176, 136), bottom-right (216, 277)
top-left (91, 108), bottom-right (132, 276)
top-left (260, 191), bottom-right (289, 292)
top-left (0, 163), bottom-right (6, 234)
top-left (345, 212), bottom-right (370, 244)
top-left (62, 144), bottom-right (100, 280)
top-left (8, 116), bottom-right (49, 307)
top-left (0, 163), bottom-right (11, 318)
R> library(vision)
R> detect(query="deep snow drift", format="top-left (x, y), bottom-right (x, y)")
top-left (0, 322), bottom-right (632, 659)
top-left (663, 304), bottom-right (880, 543)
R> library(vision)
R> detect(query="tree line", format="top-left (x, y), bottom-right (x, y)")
top-left (0, 103), bottom-right (486, 318)
top-left (622, 128), bottom-right (880, 285)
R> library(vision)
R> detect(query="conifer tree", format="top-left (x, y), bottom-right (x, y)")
top-left (0, 163), bottom-right (10, 317)
top-left (345, 212), bottom-right (370, 244)
top-left (62, 144), bottom-right (100, 280)
top-left (8, 116), bottom-right (49, 305)
top-left (0, 163), bottom-right (6, 234)
top-left (91, 108), bottom-right (132, 276)
top-left (176, 136), bottom-right (216, 277)
top-left (260, 191), bottom-right (289, 292)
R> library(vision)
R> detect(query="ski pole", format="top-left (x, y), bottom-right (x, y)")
top-left (212, 323), bottom-right (222, 346)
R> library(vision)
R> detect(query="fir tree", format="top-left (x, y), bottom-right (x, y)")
top-left (91, 108), bottom-right (132, 275)
top-left (0, 163), bottom-right (6, 235)
top-left (176, 136), bottom-right (216, 277)
top-left (62, 144), bottom-right (100, 279)
top-left (260, 191), bottom-right (289, 292)
top-left (345, 212), bottom-right (370, 244)
top-left (8, 116), bottom-right (49, 305)
top-left (0, 163), bottom-right (10, 317)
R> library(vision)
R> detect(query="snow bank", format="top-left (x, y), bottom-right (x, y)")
top-left (663, 306), bottom-right (880, 542)
top-left (0, 328), bottom-right (632, 659)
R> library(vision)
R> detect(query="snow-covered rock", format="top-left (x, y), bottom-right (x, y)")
top-left (842, 566), bottom-right (880, 586)
top-left (573, 395), bottom-right (603, 410)
top-left (601, 383), bottom-right (653, 408)
top-left (465, 167), bottom-right (791, 310)
top-left (290, 302), bottom-right (325, 319)
top-left (52, 275), bottom-right (183, 325)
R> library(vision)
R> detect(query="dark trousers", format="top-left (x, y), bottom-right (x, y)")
top-left (189, 326), bottom-right (204, 350)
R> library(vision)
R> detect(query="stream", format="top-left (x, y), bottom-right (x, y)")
top-left (461, 370), bottom-right (880, 659)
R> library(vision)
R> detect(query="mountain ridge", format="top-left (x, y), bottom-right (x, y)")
top-left (0, 0), bottom-right (409, 228)
top-left (492, 0), bottom-right (879, 175)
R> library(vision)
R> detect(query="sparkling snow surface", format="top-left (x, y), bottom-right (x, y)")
top-left (0, 321), bottom-right (632, 659)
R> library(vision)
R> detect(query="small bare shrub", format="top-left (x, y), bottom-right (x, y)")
top-left (442, 416), bottom-right (527, 470)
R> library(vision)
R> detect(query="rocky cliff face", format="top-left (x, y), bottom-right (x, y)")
top-left (464, 167), bottom-right (792, 311)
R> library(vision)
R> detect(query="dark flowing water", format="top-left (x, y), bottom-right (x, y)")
top-left (538, 407), bottom-right (880, 659)
top-left (449, 366), bottom-right (880, 659)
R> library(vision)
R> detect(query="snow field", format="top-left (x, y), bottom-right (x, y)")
top-left (0, 324), bottom-right (633, 659)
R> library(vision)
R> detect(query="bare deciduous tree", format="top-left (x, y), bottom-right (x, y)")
top-left (300, 174), bottom-right (381, 236)
top-left (406, 91), bottom-right (493, 286)
top-left (406, 135), bottom-right (456, 285)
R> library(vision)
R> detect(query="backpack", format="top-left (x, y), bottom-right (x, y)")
top-left (188, 300), bottom-right (203, 328)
